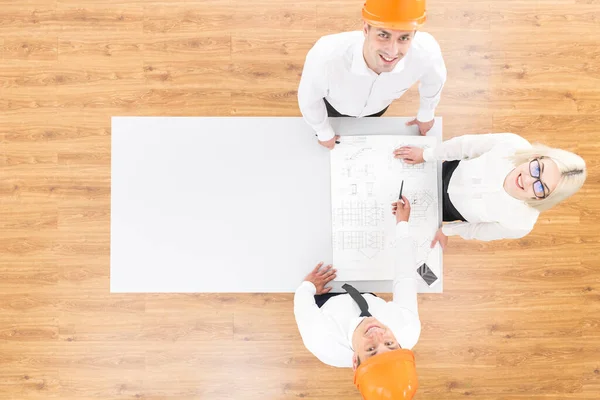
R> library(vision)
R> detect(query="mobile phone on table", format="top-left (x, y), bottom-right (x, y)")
top-left (417, 263), bottom-right (439, 286)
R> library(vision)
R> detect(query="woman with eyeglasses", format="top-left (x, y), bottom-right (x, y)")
top-left (392, 133), bottom-right (587, 248)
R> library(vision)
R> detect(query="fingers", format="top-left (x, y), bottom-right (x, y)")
top-left (405, 119), bottom-right (417, 126)
top-left (431, 231), bottom-right (445, 249)
top-left (312, 261), bottom-right (324, 273)
top-left (325, 269), bottom-right (337, 282)
top-left (438, 235), bottom-right (446, 250)
top-left (400, 195), bottom-right (410, 207)
top-left (322, 286), bottom-right (333, 294)
top-left (430, 237), bottom-right (438, 249)
top-left (393, 146), bottom-right (412, 155)
top-left (317, 264), bottom-right (332, 276)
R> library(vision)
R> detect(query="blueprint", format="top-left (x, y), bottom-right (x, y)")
top-left (331, 135), bottom-right (441, 282)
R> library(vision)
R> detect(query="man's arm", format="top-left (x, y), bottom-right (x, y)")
top-left (391, 222), bottom-right (419, 316)
top-left (417, 45), bottom-right (447, 123)
top-left (297, 45), bottom-right (336, 141)
top-left (387, 199), bottom-right (421, 350)
top-left (293, 281), bottom-right (354, 367)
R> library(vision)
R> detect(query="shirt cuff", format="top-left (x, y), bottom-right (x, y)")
top-left (416, 108), bottom-right (435, 123)
top-left (422, 147), bottom-right (435, 162)
top-left (396, 221), bottom-right (410, 238)
top-left (316, 125), bottom-right (336, 142)
top-left (441, 224), bottom-right (456, 236)
top-left (299, 280), bottom-right (317, 294)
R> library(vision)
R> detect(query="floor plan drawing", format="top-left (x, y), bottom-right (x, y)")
top-left (331, 135), bottom-right (441, 282)
top-left (400, 190), bottom-right (437, 222)
top-left (333, 199), bottom-right (385, 227)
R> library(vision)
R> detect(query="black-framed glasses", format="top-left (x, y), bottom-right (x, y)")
top-left (529, 159), bottom-right (547, 199)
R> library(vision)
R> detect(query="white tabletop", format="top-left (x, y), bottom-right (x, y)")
top-left (110, 116), bottom-right (443, 293)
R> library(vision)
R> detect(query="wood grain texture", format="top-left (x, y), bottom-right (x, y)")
top-left (1, 0), bottom-right (599, 399)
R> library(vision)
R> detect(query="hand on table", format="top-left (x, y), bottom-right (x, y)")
top-left (406, 118), bottom-right (434, 136)
top-left (303, 262), bottom-right (337, 294)
top-left (430, 228), bottom-right (448, 249)
top-left (318, 135), bottom-right (341, 150)
top-left (393, 146), bottom-right (425, 164)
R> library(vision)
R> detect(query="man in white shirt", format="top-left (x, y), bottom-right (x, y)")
top-left (294, 197), bottom-right (422, 399)
top-left (298, 0), bottom-right (446, 150)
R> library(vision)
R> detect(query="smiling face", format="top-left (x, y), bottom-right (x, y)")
top-left (362, 22), bottom-right (415, 74)
top-left (504, 158), bottom-right (561, 201)
top-left (351, 317), bottom-right (401, 369)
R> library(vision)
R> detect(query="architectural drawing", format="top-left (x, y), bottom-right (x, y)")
top-left (333, 231), bottom-right (385, 251)
top-left (402, 190), bottom-right (436, 221)
top-left (333, 200), bottom-right (385, 227)
top-left (330, 135), bottom-right (441, 282)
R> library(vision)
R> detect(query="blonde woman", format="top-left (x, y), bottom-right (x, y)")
top-left (393, 133), bottom-right (586, 248)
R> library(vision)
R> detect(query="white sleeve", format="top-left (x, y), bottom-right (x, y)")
top-left (391, 222), bottom-right (419, 315)
top-left (297, 44), bottom-right (336, 141)
top-left (442, 221), bottom-right (533, 241)
top-left (293, 281), bottom-right (353, 367)
top-left (389, 222), bottom-right (421, 350)
top-left (416, 46), bottom-right (447, 122)
top-left (422, 133), bottom-right (529, 162)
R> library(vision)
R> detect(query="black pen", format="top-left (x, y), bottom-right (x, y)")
top-left (398, 180), bottom-right (404, 200)
top-left (315, 134), bottom-right (340, 144)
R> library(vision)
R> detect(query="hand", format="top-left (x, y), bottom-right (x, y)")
top-left (430, 228), bottom-right (448, 249)
top-left (391, 195), bottom-right (411, 223)
top-left (318, 135), bottom-right (341, 150)
top-left (303, 262), bottom-right (337, 294)
top-left (406, 118), bottom-right (434, 136)
top-left (393, 146), bottom-right (425, 164)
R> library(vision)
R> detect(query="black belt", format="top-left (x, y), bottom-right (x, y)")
top-left (442, 160), bottom-right (467, 222)
top-left (323, 98), bottom-right (389, 118)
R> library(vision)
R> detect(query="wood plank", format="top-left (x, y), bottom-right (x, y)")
top-left (142, 1), bottom-right (233, 34)
top-left (2, 36), bottom-right (57, 61)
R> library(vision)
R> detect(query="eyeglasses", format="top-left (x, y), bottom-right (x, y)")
top-left (529, 159), bottom-right (548, 199)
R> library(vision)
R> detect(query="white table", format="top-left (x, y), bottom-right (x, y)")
top-left (110, 116), bottom-right (443, 293)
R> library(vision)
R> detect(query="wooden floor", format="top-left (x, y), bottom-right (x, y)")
top-left (1, 0), bottom-right (599, 399)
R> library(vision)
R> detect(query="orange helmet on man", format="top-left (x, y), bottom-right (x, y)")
top-left (362, 0), bottom-right (427, 31)
top-left (354, 349), bottom-right (419, 400)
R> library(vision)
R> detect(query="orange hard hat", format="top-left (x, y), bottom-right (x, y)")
top-left (362, 0), bottom-right (427, 30)
top-left (353, 349), bottom-right (418, 400)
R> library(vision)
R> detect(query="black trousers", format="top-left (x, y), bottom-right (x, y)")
top-left (442, 160), bottom-right (467, 222)
top-left (314, 292), bottom-right (378, 308)
top-left (324, 98), bottom-right (389, 118)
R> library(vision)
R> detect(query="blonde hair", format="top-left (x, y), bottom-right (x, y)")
top-left (510, 144), bottom-right (586, 212)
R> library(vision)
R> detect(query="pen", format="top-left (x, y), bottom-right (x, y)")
top-left (315, 134), bottom-right (340, 144)
top-left (398, 180), bottom-right (404, 200)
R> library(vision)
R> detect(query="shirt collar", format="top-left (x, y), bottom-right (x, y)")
top-left (350, 38), bottom-right (374, 76)
top-left (347, 316), bottom-right (366, 350)
top-left (351, 36), bottom-right (408, 76)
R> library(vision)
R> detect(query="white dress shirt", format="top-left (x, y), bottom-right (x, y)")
top-left (293, 222), bottom-right (421, 368)
top-left (423, 133), bottom-right (540, 241)
top-left (297, 31), bottom-right (447, 141)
